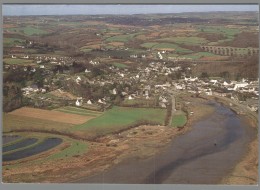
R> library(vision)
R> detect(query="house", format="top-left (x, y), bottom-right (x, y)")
top-left (205, 89), bottom-right (212, 96)
top-left (159, 102), bottom-right (167, 108)
top-left (98, 99), bottom-right (105, 104)
top-left (85, 69), bottom-right (91, 73)
top-left (233, 82), bottom-right (248, 90)
top-left (75, 97), bottom-right (83, 106)
top-left (11, 55), bottom-right (16, 59)
top-left (158, 52), bottom-right (163, 59)
top-left (210, 79), bottom-right (218, 85)
top-left (112, 88), bottom-right (117, 95)
top-left (76, 76), bottom-right (81, 84)
top-left (128, 95), bottom-right (134, 100)
top-left (87, 100), bottom-right (92, 105)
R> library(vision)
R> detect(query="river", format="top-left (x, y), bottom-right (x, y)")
top-left (73, 101), bottom-right (256, 184)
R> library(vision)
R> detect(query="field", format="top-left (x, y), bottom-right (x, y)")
top-left (72, 106), bottom-right (167, 137)
top-left (157, 36), bottom-right (208, 45)
top-left (111, 62), bottom-right (129, 68)
top-left (55, 106), bottom-right (102, 117)
top-left (9, 107), bottom-right (93, 125)
top-left (3, 113), bottom-right (74, 132)
top-left (3, 58), bottom-right (34, 65)
top-left (3, 38), bottom-right (25, 46)
top-left (171, 111), bottom-right (187, 127)
top-left (5, 26), bottom-right (49, 36)
top-left (151, 43), bottom-right (193, 53)
top-left (106, 33), bottom-right (138, 42)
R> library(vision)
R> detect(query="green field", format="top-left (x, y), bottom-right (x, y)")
top-left (178, 52), bottom-right (218, 59)
top-left (112, 62), bottom-right (129, 68)
top-left (153, 43), bottom-right (193, 53)
top-left (140, 42), bottom-right (159, 49)
top-left (21, 26), bottom-right (49, 36)
top-left (157, 37), bottom-right (208, 45)
top-left (72, 106), bottom-right (167, 136)
top-left (55, 106), bottom-right (102, 117)
top-left (171, 111), bottom-right (187, 127)
top-left (46, 140), bottom-right (88, 160)
top-left (106, 33), bottom-right (142, 42)
top-left (7, 26), bottom-right (49, 36)
top-left (3, 58), bottom-right (34, 65)
top-left (4, 38), bottom-right (25, 46)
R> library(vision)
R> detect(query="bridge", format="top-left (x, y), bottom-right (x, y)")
top-left (200, 46), bottom-right (259, 57)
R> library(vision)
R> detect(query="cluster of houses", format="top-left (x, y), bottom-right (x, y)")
top-left (7, 50), bottom-right (258, 112)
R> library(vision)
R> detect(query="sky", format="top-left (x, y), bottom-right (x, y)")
top-left (2, 4), bottom-right (259, 16)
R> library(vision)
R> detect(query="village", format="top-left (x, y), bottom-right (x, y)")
top-left (4, 50), bottom-right (259, 114)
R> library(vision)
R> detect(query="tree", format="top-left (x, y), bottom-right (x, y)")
top-left (200, 72), bottom-right (209, 79)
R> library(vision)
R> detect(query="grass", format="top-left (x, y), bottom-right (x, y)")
top-left (4, 38), bottom-right (25, 46)
top-left (72, 106), bottom-right (167, 136)
top-left (140, 42), bottom-right (159, 49)
top-left (171, 111), bottom-right (187, 127)
top-left (112, 62), bottom-right (128, 68)
top-left (55, 106), bottom-right (102, 117)
top-left (106, 33), bottom-right (142, 42)
top-left (175, 52), bottom-right (218, 60)
top-left (46, 140), bottom-right (88, 160)
top-left (21, 26), bottom-right (48, 36)
top-left (153, 43), bottom-right (193, 53)
top-left (157, 37), bottom-right (208, 45)
top-left (3, 58), bottom-right (34, 65)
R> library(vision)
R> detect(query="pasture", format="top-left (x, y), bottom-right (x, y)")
top-left (72, 106), bottom-right (167, 138)
top-left (3, 58), bottom-right (34, 65)
top-left (55, 106), bottom-right (102, 117)
top-left (171, 111), bottom-right (187, 128)
top-left (157, 36), bottom-right (208, 45)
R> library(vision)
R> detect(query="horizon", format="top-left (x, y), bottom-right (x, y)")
top-left (2, 4), bottom-right (259, 16)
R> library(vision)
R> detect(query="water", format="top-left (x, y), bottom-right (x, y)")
top-left (3, 138), bottom-right (38, 153)
top-left (3, 135), bottom-right (21, 145)
top-left (3, 138), bottom-right (62, 162)
top-left (73, 102), bottom-right (256, 184)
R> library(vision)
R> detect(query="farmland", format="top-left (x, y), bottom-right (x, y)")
top-left (72, 106), bottom-right (167, 138)
top-left (2, 9), bottom-right (259, 184)
top-left (9, 107), bottom-right (93, 125)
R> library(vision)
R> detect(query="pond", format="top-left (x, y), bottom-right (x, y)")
top-left (3, 137), bottom-right (62, 162)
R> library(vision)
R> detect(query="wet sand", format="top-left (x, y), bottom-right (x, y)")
top-left (74, 102), bottom-right (256, 184)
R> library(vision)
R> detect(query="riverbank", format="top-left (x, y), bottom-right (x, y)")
top-left (200, 95), bottom-right (258, 185)
top-left (74, 97), bottom-right (255, 184)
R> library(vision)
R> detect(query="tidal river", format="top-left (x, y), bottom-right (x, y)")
top-left (74, 101), bottom-right (256, 184)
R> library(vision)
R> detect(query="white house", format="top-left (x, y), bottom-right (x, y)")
top-left (75, 97), bottom-right (83, 106)
top-left (11, 55), bottom-right (16, 59)
top-left (87, 100), bottom-right (92, 105)
top-left (210, 79), bottom-right (218, 85)
top-left (233, 82), bottom-right (248, 90)
top-left (112, 88), bottom-right (117, 95)
top-left (76, 76), bottom-right (81, 84)
top-left (128, 95), bottom-right (134, 100)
